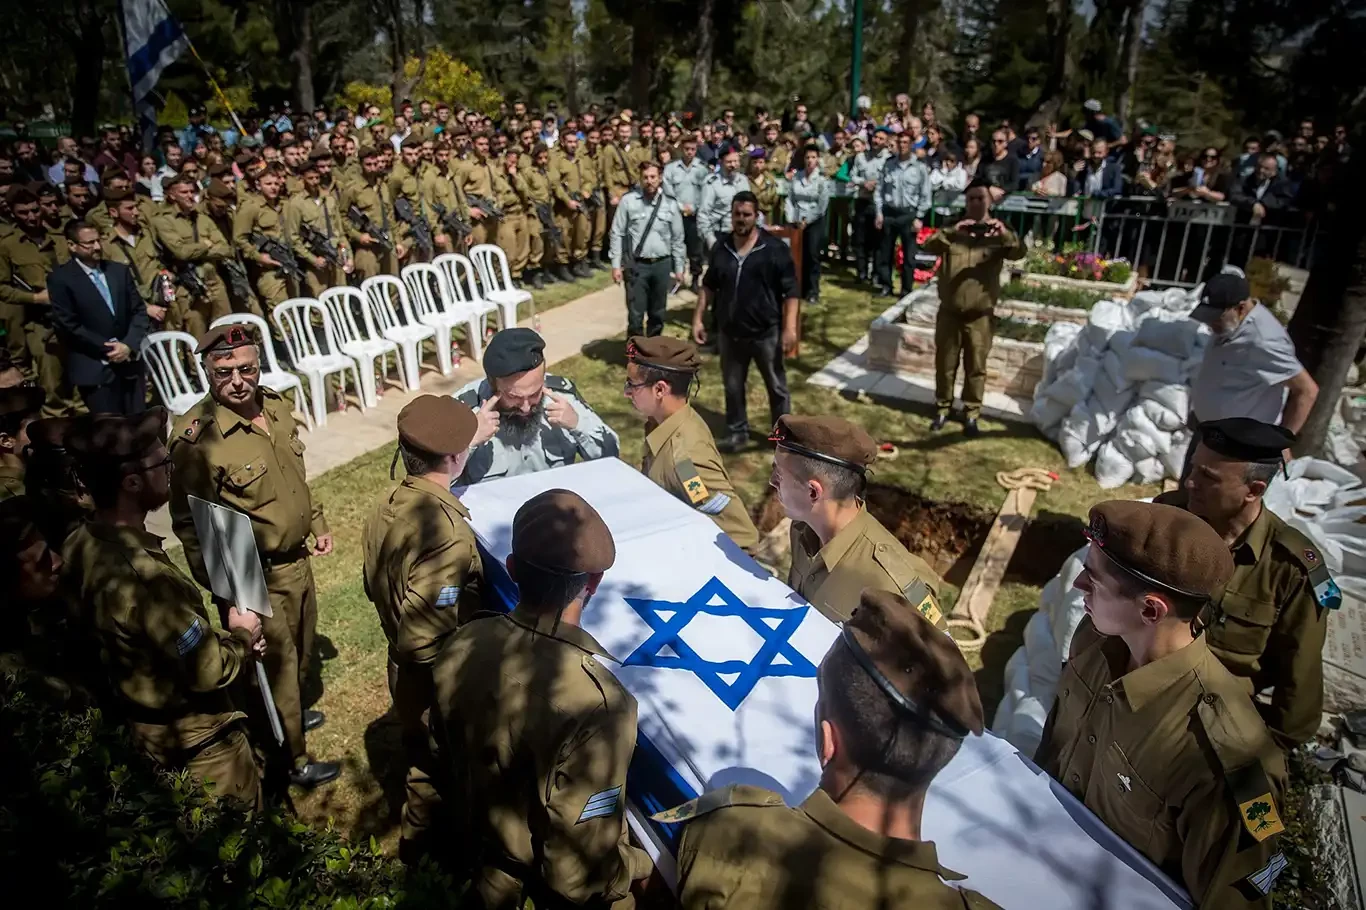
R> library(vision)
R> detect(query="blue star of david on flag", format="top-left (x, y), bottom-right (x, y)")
top-left (622, 576), bottom-right (817, 710)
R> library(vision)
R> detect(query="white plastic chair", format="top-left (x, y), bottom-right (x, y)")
top-left (140, 331), bottom-right (208, 415)
top-left (271, 297), bottom-right (364, 428)
top-left (434, 253), bottom-right (501, 361)
top-left (470, 243), bottom-right (536, 330)
top-left (401, 263), bottom-right (464, 376)
top-left (209, 312), bottom-right (312, 431)
top-left (361, 275), bottom-right (437, 391)
top-left (319, 286), bottom-right (401, 408)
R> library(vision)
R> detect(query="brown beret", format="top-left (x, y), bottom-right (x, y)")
top-left (841, 588), bottom-right (984, 737)
top-left (308, 147), bottom-right (332, 162)
top-left (164, 172), bottom-right (198, 190)
top-left (206, 160), bottom-right (232, 177)
top-left (233, 152), bottom-right (256, 168)
top-left (25, 416), bottom-right (75, 453)
top-left (196, 322), bottom-right (259, 354)
top-left (512, 489), bottom-right (615, 574)
top-left (398, 395), bottom-right (478, 456)
top-left (66, 407), bottom-right (168, 463)
top-left (0, 385), bottom-right (44, 422)
top-left (103, 186), bottom-right (133, 203)
top-left (628, 335), bottom-right (701, 374)
top-left (205, 178), bottom-right (236, 201)
top-left (770, 415), bottom-right (877, 473)
top-left (1086, 500), bottom-right (1235, 599)
top-left (400, 134), bottom-right (423, 150)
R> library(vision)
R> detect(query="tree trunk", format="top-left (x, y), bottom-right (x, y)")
top-left (68, 0), bottom-right (105, 138)
top-left (292, 2), bottom-right (315, 113)
top-left (892, 0), bottom-right (922, 98)
top-left (1026, 0), bottom-right (1073, 130)
top-left (685, 0), bottom-right (716, 118)
top-left (1294, 227), bottom-right (1366, 457)
top-left (1115, 0), bottom-right (1146, 128)
top-left (629, 0), bottom-right (656, 112)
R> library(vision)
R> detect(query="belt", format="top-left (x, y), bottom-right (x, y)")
top-left (262, 545), bottom-right (309, 568)
top-left (635, 255), bottom-right (669, 264)
top-left (884, 205), bottom-right (911, 215)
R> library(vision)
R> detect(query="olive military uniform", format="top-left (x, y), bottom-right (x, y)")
top-left (169, 384), bottom-right (327, 770)
top-left (362, 396), bottom-right (484, 860)
top-left (644, 404), bottom-right (760, 553)
top-left (920, 220), bottom-right (1026, 421)
top-left (551, 148), bottom-right (599, 266)
top-left (1155, 492), bottom-right (1331, 751)
top-left (669, 785), bottom-right (998, 909)
top-left (150, 205), bottom-right (234, 338)
top-left (285, 189), bottom-right (349, 297)
top-left (344, 170), bottom-right (399, 280)
top-left (102, 227), bottom-right (166, 319)
top-left (431, 491), bottom-right (652, 908)
top-left (500, 162), bottom-right (529, 279)
top-left (523, 163), bottom-right (556, 276)
top-left (460, 154), bottom-right (510, 248)
top-left (233, 194), bottom-right (295, 314)
top-left (0, 228), bottom-right (76, 417)
top-left (0, 385), bottom-right (44, 499)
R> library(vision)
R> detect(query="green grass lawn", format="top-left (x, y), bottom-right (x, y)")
top-left (275, 263), bottom-right (1160, 845)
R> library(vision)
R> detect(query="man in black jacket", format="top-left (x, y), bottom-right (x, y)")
top-left (691, 191), bottom-right (799, 453)
top-left (47, 220), bottom-right (148, 414)
top-left (1231, 153), bottom-right (1293, 225)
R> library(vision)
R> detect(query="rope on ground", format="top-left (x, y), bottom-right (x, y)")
top-left (951, 467), bottom-right (1057, 654)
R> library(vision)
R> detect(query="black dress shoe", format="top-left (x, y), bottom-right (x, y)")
top-left (689, 275), bottom-right (700, 293)
top-left (929, 413), bottom-right (949, 432)
top-left (717, 433), bottom-right (747, 454)
top-left (289, 760), bottom-right (341, 789)
top-left (964, 418), bottom-right (981, 439)
top-left (304, 709), bottom-right (326, 732)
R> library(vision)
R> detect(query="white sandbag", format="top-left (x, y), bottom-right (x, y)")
top-left (1115, 427), bottom-right (1158, 461)
top-left (1164, 285), bottom-right (1200, 314)
top-left (1030, 396), bottom-right (1072, 437)
top-left (1134, 456), bottom-right (1166, 484)
top-left (1160, 428), bottom-right (1191, 479)
top-left (1090, 370), bottom-right (1136, 424)
top-left (1123, 407), bottom-right (1170, 455)
top-left (1043, 321), bottom-right (1083, 362)
top-left (1139, 380), bottom-right (1189, 418)
top-left (1127, 290), bottom-right (1167, 316)
top-left (1059, 403), bottom-right (1105, 468)
top-left (1122, 346), bottom-right (1185, 384)
top-left (1083, 298), bottom-right (1133, 348)
top-left (1132, 313), bottom-right (1202, 360)
top-left (1141, 398), bottom-right (1185, 432)
top-left (1327, 406), bottom-right (1364, 468)
top-left (1023, 610), bottom-right (1062, 695)
top-left (1041, 356), bottom-right (1101, 411)
top-left (1094, 440), bottom-right (1136, 488)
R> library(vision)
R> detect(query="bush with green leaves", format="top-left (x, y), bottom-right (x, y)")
top-left (1000, 280), bottom-right (1108, 310)
top-left (0, 668), bottom-right (460, 908)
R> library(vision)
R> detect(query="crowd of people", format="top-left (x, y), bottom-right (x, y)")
top-left (0, 87), bottom-right (1348, 910)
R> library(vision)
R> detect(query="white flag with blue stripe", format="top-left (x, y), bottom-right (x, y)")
top-left (121, 0), bottom-right (189, 141)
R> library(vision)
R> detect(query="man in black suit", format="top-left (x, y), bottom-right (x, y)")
top-left (1231, 153), bottom-right (1293, 225)
top-left (48, 220), bottom-right (148, 414)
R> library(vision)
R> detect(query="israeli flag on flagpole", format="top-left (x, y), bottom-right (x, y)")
top-left (119, 0), bottom-right (189, 147)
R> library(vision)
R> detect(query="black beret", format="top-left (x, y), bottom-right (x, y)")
top-left (483, 328), bottom-right (545, 378)
top-left (1199, 418), bottom-right (1295, 465)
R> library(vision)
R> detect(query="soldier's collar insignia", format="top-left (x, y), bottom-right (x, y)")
top-left (1305, 548), bottom-right (1317, 562)
top-left (1238, 793), bottom-right (1285, 842)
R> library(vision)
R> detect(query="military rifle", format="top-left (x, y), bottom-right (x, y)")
top-left (394, 197), bottom-right (435, 259)
top-left (468, 194), bottom-right (504, 220)
top-left (346, 204), bottom-right (394, 250)
top-left (299, 222), bottom-right (343, 267)
top-left (222, 260), bottom-right (252, 303)
top-left (248, 231), bottom-right (305, 283)
top-left (535, 202), bottom-right (563, 247)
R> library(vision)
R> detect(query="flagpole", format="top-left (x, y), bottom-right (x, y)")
top-left (115, 0), bottom-right (151, 151)
top-left (154, 0), bottom-right (246, 136)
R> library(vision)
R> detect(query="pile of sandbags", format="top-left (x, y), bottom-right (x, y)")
top-left (991, 457), bottom-right (1366, 755)
top-left (1031, 288), bottom-right (1209, 489)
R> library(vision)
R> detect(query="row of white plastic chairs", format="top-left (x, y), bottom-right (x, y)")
top-left (140, 245), bottom-right (534, 429)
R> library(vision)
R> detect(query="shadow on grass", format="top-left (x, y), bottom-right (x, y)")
top-left (301, 633), bottom-right (339, 712)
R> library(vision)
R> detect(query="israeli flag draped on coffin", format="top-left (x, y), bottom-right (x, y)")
top-left (460, 458), bottom-right (1188, 909)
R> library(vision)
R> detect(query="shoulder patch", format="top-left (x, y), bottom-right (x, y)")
top-left (650, 784), bottom-right (785, 824)
top-left (902, 578), bottom-right (946, 630)
top-left (1224, 760), bottom-right (1286, 846)
top-left (544, 374), bottom-right (580, 398)
top-left (175, 617), bottom-right (205, 656)
top-left (674, 458), bottom-right (710, 506)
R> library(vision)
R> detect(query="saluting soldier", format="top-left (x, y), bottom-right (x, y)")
top-left (168, 325), bottom-right (341, 789)
top-left (0, 385), bottom-right (44, 499)
top-left (624, 336), bottom-right (759, 552)
top-left (233, 169), bottom-right (295, 316)
top-left (1035, 500), bottom-right (1290, 908)
top-left (363, 395), bottom-right (484, 864)
top-left (609, 160), bottom-right (686, 339)
top-left (101, 188), bottom-right (171, 329)
top-left (459, 132), bottom-right (510, 248)
top-left (344, 145), bottom-right (403, 281)
top-left (1156, 418), bottom-right (1338, 751)
top-left (63, 408), bottom-right (266, 807)
top-left (0, 186), bottom-right (74, 417)
top-left (550, 130), bottom-right (597, 281)
top-left (522, 143), bottom-right (556, 290)
top-left (285, 154), bottom-right (351, 297)
top-left (663, 588), bottom-right (999, 910)
top-left (500, 146), bottom-right (529, 285)
top-left (771, 415), bottom-right (945, 626)
top-left (151, 173), bottom-right (234, 338)
top-left (697, 146), bottom-right (750, 251)
top-left (432, 489), bottom-right (654, 907)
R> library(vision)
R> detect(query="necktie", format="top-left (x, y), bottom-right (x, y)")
top-left (90, 266), bottom-right (114, 314)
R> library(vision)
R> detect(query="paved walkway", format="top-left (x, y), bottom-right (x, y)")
top-left (150, 283), bottom-right (693, 541)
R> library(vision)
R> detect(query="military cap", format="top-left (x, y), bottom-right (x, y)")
top-left (0, 386), bottom-right (45, 424)
top-left (748, 147), bottom-right (767, 159)
top-left (100, 166), bottom-right (126, 184)
top-left (66, 407), bottom-right (168, 464)
top-left (195, 323), bottom-right (259, 354)
top-left (103, 186), bottom-right (133, 203)
top-left (1085, 500), bottom-right (1235, 600)
top-left (358, 144), bottom-right (383, 160)
top-left (164, 172), bottom-right (198, 190)
top-left (769, 414), bottom-right (877, 474)
top-left (399, 394), bottom-right (478, 456)
top-left (25, 416), bottom-right (74, 453)
top-left (205, 178), bottom-right (236, 201)
top-left (483, 327), bottom-right (545, 378)
top-left (627, 335), bottom-right (701, 374)
top-left (1199, 417), bottom-right (1295, 465)
top-left (842, 588), bottom-right (984, 738)
top-left (400, 134), bottom-right (423, 150)
top-left (206, 160), bottom-right (232, 177)
top-left (512, 489), bottom-right (615, 574)
top-left (1190, 272), bottom-right (1251, 322)
top-left (308, 147), bottom-right (332, 162)
top-left (233, 152), bottom-right (256, 168)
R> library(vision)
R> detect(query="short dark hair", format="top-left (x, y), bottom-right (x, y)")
top-left (731, 190), bottom-right (758, 210)
top-left (638, 364), bottom-right (691, 397)
top-left (514, 560), bottom-right (589, 612)
top-left (63, 218), bottom-right (95, 243)
top-left (640, 160), bottom-right (661, 176)
top-left (1102, 555), bottom-right (1207, 621)
top-left (788, 454), bottom-right (863, 501)
top-left (1244, 462), bottom-right (1278, 487)
top-left (399, 441), bottom-right (445, 476)
top-left (819, 641), bottom-right (961, 794)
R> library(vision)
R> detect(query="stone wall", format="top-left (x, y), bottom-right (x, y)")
top-left (867, 316), bottom-right (1045, 398)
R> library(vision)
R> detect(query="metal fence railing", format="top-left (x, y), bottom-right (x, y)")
top-left (779, 180), bottom-right (1321, 289)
